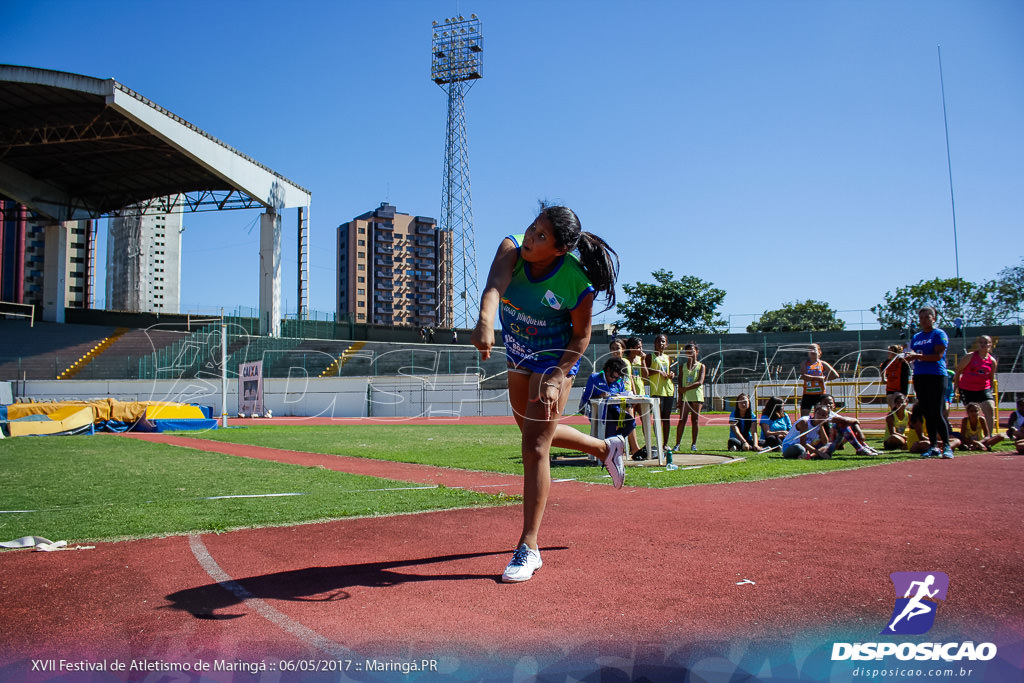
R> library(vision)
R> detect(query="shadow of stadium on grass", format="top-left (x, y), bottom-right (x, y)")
top-left (163, 547), bottom-right (570, 619)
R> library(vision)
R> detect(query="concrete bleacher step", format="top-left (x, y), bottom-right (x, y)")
top-left (319, 341), bottom-right (368, 377)
top-left (0, 320), bottom-right (120, 381)
top-left (75, 328), bottom-right (191, 379)
top-left (56, 328), bottom-right (130, 379)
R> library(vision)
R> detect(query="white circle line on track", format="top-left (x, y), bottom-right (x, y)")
top-left (188, 533), bottom-right (350, 658)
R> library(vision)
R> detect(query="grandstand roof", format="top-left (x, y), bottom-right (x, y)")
top-left (0, 64), bottom-right (310, 221)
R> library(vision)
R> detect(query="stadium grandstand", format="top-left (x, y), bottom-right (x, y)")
top-left (2, 309), bottom-right (1022, 422)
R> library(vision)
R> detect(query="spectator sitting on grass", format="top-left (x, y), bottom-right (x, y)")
top-left (780, 406), bottom-right (832, 459)
top-left (759, 396), bottom-right (792, 452)
top-left (884, 392), bottom-right (910, 451)
top-left (817, 393), bottom-right (872, 451)
top-left (906, 403), bottom-right (962, 456)
top-left (958, 402), bottom-right (1005, 452)
top-left (727, 393), bottom-right (760, 452)
top-left (1005, 397), bottom-right (1024, 441)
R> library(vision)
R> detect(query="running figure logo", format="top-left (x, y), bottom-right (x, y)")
top-left (882, 572), bottom-right (949, 635)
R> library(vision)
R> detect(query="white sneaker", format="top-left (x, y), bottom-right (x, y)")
top-left (501, 543), bottom-right (542, 582)
top-left (603, 435), bottom-right (626, 489)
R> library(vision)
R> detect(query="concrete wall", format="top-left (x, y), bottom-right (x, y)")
top-left (9, 373), bottom-right (1022, 420)
top-left (10, 374), bottom-right (527, 419)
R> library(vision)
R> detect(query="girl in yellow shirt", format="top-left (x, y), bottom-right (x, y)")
top-left (673, 342), bottom-right (705, 453)
top-left (959, 402), bottom-right (1005, 451)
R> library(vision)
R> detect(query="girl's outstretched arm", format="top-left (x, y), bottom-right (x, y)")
top-left (472, 238), bottom-right (517, 361)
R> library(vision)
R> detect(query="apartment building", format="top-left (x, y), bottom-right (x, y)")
top-left (337, 202), bottom-right (451, 328)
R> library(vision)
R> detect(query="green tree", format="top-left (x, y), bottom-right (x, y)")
top-left (746, 300), bottom-right (846, 333)
top-left (615, 269), bottom-right (727, 335)
top-left (991, 258), bottom-right (1024, 321)
top-left (871, 277), bottom-right (998, 329)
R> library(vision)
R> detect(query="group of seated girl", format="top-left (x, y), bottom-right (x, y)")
top-left (591, 343), bottom-right (1024, 459)
top-left (728, 393), bottom-right (877, 459)
top-left (779, 396), bottom-right (878, 460)
top-left (883, 393), bottom-right (956, 453)
top-left (883, 390), bottom-right (1015, 453)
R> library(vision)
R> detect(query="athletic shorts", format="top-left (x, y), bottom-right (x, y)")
top-left (505, 354), bottom-right (581, 378)
top-left (655, 394), bottom-right (676, 420)
top-left (960, 388), bottom-right (994, 404)
top-left (800, 393), bottom-right (824, 411)
top-left (502, 331), bottom-right (581, 378)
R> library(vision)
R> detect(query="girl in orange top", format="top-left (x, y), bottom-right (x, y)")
top-left (799, 343), bottom-right (838, 417)
top-left (881, 344), bottom-right (910, 410)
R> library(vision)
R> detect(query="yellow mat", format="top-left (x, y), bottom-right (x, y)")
top-left (8, 406), bottom-right (94, 437)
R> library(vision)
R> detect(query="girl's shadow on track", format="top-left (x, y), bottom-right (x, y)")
top-left (163, 548), bottom-right (568, 620)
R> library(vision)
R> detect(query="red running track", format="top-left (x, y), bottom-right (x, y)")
top-left (1, 432), bottom-right (1022, 681)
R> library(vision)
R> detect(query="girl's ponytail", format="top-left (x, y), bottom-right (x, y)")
top-left (539, 202), bottom-right (619, 313)
top-left (576, 231), bottom-right (619, 312)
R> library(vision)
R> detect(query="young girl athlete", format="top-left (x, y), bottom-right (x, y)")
top-left (646, 334), bottom-right (676, 454)
top-left (959, 402), bottom-right (1004, 451)
top-left (673, 342), bottom-right (705, 452)
top-left (472, 204), bottom-right (621, 583)
top-left (798, 343), bottom-right (839, 417)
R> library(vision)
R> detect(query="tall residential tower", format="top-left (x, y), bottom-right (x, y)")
top-left (336, 202), bottom-right (451, 328)
top-left (105, 197), bottom-right (183, 313)
top-left (1, 198), bottom-right (95, 310)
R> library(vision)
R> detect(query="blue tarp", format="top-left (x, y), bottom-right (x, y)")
top-left (151, 419), bottom-right (219, 432)
top-left (193, 404), bottom-right (215, 419)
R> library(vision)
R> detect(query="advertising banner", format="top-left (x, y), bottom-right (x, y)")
top-left (238, 360), bottom-right (263, 417)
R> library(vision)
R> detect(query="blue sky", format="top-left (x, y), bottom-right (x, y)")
top-left (3, 0), bottom-right (1022, 331)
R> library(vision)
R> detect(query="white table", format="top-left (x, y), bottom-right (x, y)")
top-left (588, 396), bottom-right (666, 465)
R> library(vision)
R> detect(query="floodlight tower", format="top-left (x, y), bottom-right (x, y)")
top-left (431, 14), bottom-right (482, 329)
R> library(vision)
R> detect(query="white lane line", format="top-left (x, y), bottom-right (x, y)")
top-left (187, 534), bottom-right (349, 658)
top-left (201, 493), bottom-right (309, 500)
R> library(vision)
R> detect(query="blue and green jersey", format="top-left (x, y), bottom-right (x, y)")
top-left (499, 233), bottom-right (595, 374)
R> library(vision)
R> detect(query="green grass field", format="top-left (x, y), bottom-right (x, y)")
top-left (2, 423), bottom-right (1014, 544)
top-left (0, 435), bottom-right (513, 544)
top-left (173, 422), bottom-right (1014, 488)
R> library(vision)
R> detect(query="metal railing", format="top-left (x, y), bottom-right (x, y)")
top-left (0, 301), bottom-right (34, 326)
